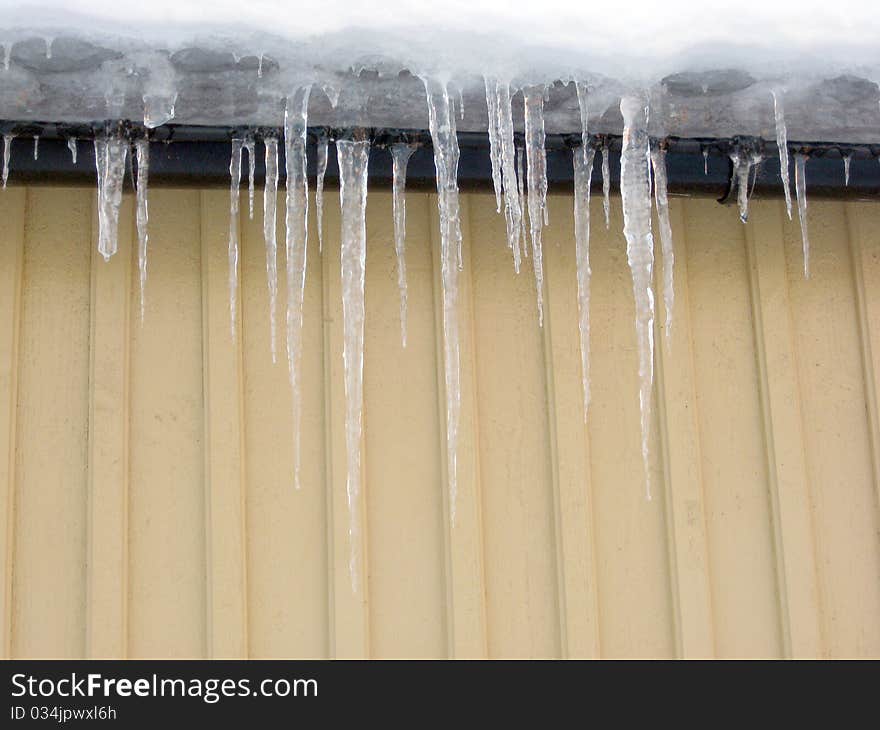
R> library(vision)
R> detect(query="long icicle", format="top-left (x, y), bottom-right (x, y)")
top-left (620, 95), bottom-right (656, 500)
top-left (484, 76), bottom-right (503, 213)
top-left (601, 141), bottom-right (611, 229)
top-left (423, 77), bottom-right (463, 525)
top-left (263, 136), bottom-right (280, 363)
top-left (523, 86), bottom-right (548, 325)
top-left (516, 144), bottom-right (528, 256)
top-left (650, 144), bottom-right (675, 340)
top-left (244, 136), bottom-right (256, 219)
top-left (496, 80), bottom-right (523, 272)
top-left (771, 89), bottom-right (793, 220)
top-left (573, 143), bottom-right (595, 422)
top-left (284, 86), bottom-right (311, 491)
top-left (391, 143), bottom-right (415, 348)
top-left (228, 138), bottom-right (243, 338)
top-left (795, 153), bottom-right (810, 279)
top-left (2, 134), bottom-right (12, 188)
top-left (134, 138), bottom-right (150, 322)
top-left (337, 137), bottom-right (370, 594)
top-left (315, 135), bottom-right (328, 254)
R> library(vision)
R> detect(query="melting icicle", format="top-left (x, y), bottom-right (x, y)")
top-left (67, 138), bottom-right (77, 164)
top-left (573, 144), bottom-right (595, 422)
top-left (244, 137), bottom-right (256, 220)
top-left (2, 134), bottom-right (12, 188)
top-left (575, 80), bottom-right (590, 149)
top-left (337, 137), bottom-right (370, 593)
top-left (284, 86), bottom-right (311, 492)
top-left (703, 147), bottom-right (709, 175)
top-left (391, 143), bottom-right (415, 348)
top-left (134, 138), bottom-right (150, 322)
top-left (601, 142), bottom-right (611, 229)
top-left (496, 80), bottom-right (523, 272)
top-left (94, 133), bottom-right (128, 261)
top-left (844, 153), bottom-right (852, 186)
top-left (795, 153), bottom-right (810, 279)
top-left (484, 77), bottom-right (504, 214)
top-left (423, 77), bottom-right (463, 526)
top-left (263, 136), bottom-right (279, 363)
top-left (228, 138), bottom-right (243, 338)
top-left (771, 89), bottom-right (793, 220)
top-left (516, 144), bottom-right (528, 257)
top-left (523, 86), bottom-right (548, 325)
top-left (729, 145), bottom-right (762, 223)
top-left (650, 145), bottom-right (675, 339)
top-left (315, 136), bottom-right (328, 254)
top-left (33, 135), bottom-right (38, 160)
top-left (619, 96), bottom-right (656, 500)
top-left (143, 94), bottom-right (176, 128)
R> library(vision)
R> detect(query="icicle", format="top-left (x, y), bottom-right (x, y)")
top-left (134, 138), bottom-right (150, 322)
top-left (619, 96), bottom-right (656, 500)
top-left (729, 145), bottom-right (762, 223)
top-left (458, 87), bottom-right (465, 120)
top-left (94, 133), bottom-right (128, 261)
top-left (391, 143), bottom-right (415, 348)
top-left (337, 137), bottom-right (370, 594)
top-left (496, 80), bottom-right (523, 272)
top-left (33, 135), bottom-right (39, 161)
top-left (575, 80), bottom-right (590, 149)
top-left (3, 44), bottom-right (10, 71)
top-left (244, 137), bottom-right (256, 220)
top-left (263, 136), bottom-right (279, 363)
top-left (484, 77), bottom-right (504, 214)
top-left (601, 142), bottom-right (611, 229)
top-left (67, 138), bottom-right (77, 164)
top-left (650, 145), bottom-right (674, 340)
top-left (315, 135), bottom-right (328, 254)
top-left (423, 77), bottom-right (463, 526)
top-left (44, 37), bottom-right (52, 59)
top-left (795, 153), bottom-right (810, 279)
top-left (228, 138), bottom-right (243, 338)
top-left (703, 147), bottom-right (709, 175)
top-left (573, 144), bottom-right (595, 422)
top-left (771, 89), bottom-right (793, 220)
top-left (283, 86), bottom-right (311, 492)
top-left (143, 94), bottom-right (176, 128)
top-left (844, 153), bottom-right (852, 186)
top-left (257, 54), bottom-right (264, 78)
top-left (2, 134), bottom-right (12, 188)
top-left (516, 144), bottom-right (528, 257)
top-left (523, 86), bottom-right (548, 326)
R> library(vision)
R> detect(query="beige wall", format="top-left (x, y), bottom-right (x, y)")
top-left (0, 184), bottom-right (878, 658)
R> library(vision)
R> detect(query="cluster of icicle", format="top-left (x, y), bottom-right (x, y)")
top-left (0, 82), bottom-right (824, 590)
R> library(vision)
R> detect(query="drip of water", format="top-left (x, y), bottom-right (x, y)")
top-left (495, 80), bottom-right (523, 272)
top-left (650, 145), bottom-right (675, 340)
top-left (284, 86), bottom-right (312, 491)
top-left (771, 89), bottom-right (793, 220)
top-left (619, 96), bottom-right (656, 501)
top-left (315, 136), bottom-right (329, 254)
top-left (573, 144), bottom-right (595, 422)
top-left (135, 138), bottom-right (150, 322)
top-left (228, 138), bottom-right (243, 338)
top-left (2, 134), bottom-right (12, 188)
top-left (795, 153), bottom-right (810, 279)
top-left (244, 137), bottom-right (256, 219)
top-left (94, 133), bottom-right (128, 261)
top-left (523, 86), bottom-right (548, 326)
top-left (391, 143), bottom-right (415, 348)
top-left (67, 138), bottom-right (77, 164)
top-left (263, 136), bottom-right (280, 363)
top-left (423, 77), bottom-right (463, 526)
top-left (337, 137), bottom-right (370, 594)
top-left (601, 142), bottom-right (611, 229)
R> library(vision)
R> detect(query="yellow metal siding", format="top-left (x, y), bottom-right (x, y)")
top-left (0, 185), bottom-right (878, 658)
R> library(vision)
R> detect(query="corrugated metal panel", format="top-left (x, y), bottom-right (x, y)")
top-left (0, 186), bottom-right (878, 658)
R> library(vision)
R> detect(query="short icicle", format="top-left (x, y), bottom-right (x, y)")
top-left (315, 135), bottom-right (328, 254)
top-left (228, 138), bottom-right (244, 338)
top-left (730, 145), bottom-right (762, 223)
top-left (523, 86), bottom-right (548, 325)
top-left (263, 136), bottom-right (280, 363)
top-left (67, 138), bottom-right (77, 164)
top-left (650, 144), bottom-right (675, 339)
top-left (244, 136), bottom-right (256, 219)
top-left (423, 77), bottom-right (463, 526)
top-left (33, 135), bottom-right (38, 160)
top-left (134, 138), bottom-right (150, 322)
top-left (771, 89), bottom-right (793, 220)
top-left (601, 141), bottom-right (611, 229)
top-left (337, 136), bottom-right (370, 594)
top-left (391, 142), bottom-right (415, 348)
top-left (844, 153), bottom-right (852, 186)
top-left (795, 153), bottom-right (810, 279)
top-left (619, 95), bottom-right (656, 500)
top-left (94, 132), bottom-right (128, 261)
top-left (2, 134), bottom-right (12, 188)
top-left (573, 143), bottom-right (595, 422)
top-left (284, 86), bottom-right (312, 492)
